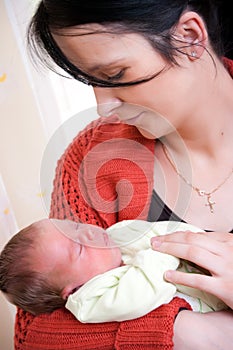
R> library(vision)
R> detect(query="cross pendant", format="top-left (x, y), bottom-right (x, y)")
top-left (205, 194), bottom-right (216, 213)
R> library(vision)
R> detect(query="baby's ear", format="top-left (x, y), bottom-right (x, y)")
top-left (61, 285), bottom-right (78, 300)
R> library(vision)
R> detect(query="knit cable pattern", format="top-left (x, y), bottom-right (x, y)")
top-left (15, 117), bottom-right (191, 349)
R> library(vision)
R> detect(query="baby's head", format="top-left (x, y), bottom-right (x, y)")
top-left (0, 219), bottom-right (121, 315)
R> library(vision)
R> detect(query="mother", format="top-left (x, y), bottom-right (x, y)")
top-left (15, 1), bottom-right (233, 349)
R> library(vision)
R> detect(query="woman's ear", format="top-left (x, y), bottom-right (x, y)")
top-left (173, 11), bottom-right (208, 60)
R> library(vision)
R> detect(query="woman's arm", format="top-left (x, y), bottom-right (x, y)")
top-left (151, 230), bottom-right (233, 309)
top-left (173, 309), bottom-right (233, 350)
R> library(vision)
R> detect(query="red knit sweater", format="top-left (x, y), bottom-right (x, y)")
top-left (14, 58), bottom-right (233, 349)
top-left (15, 118), bottom-right (191, 350)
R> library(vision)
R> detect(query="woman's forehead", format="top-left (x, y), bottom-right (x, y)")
top-left (52, 28), bottom-right (159, 70)
top-left (53, 23), bottom-right (111, 35)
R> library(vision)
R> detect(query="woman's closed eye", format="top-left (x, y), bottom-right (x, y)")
top-left (102, 68), bottom-right (127, 82)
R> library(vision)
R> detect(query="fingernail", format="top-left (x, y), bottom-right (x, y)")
top-left (151, 238), bottom-right (162, 248)
top-left (164, 271), bottom-right (172, 281)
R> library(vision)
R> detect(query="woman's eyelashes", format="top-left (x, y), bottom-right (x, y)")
top-left (101, 68), bottom-right (127, 81)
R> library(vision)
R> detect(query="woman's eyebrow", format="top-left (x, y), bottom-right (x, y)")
top-left (87, 58), bottom-right (125, 73)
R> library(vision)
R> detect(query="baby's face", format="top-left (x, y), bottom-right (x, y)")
top-left (34, 219), bottom-right (122, 298)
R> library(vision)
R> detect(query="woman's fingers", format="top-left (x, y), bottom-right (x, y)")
top-left (164, 269), bottom-right (233, 309)
top-left (152, 230), bottom-right (232, 243)
top-left (152, 240), bottom-right (222, 275)
top-left (151, 230), bottom-right (233, 309)
top-left (164, 270), bottom-right (213, 291)
top-left (202, 231), bottom-right (233, 243)
top-left (151, 231), bottom-right (225, 273)
top-left (151, 230), bottom-right (228, 256)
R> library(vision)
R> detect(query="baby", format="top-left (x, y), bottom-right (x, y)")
top-left (0, 219), bottom-right (226, 322)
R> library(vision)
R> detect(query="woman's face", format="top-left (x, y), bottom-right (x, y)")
top-left (53, 24), bottom-right (198, 138)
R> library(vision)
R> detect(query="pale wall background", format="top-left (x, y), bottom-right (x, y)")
top-left (0, 0), bottom-right (96, 348)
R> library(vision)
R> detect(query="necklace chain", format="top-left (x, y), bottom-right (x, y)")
top-left (162, 143), bottom-right (233, 213)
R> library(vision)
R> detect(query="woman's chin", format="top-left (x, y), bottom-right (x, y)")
top-left (137, 127), bottom-right (156, 139)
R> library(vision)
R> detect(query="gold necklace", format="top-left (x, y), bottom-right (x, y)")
top-left (162, 143), bottom-right (233, 213)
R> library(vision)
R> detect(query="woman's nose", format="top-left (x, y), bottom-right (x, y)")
top-left (93, 87), bottom-right (122, 117)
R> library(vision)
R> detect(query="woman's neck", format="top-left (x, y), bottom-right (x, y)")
top-left (164, 62), bottom-right (233, 160)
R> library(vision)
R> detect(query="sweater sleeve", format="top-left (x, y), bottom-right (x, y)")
top-left (115, 297), bottom-right (192, 350)
top-left (49, 117), bottom-right (155, 225)
top-left (15, 298), bottom-right (191, 350)
top-left (49, 117), bottom-right (116, 227)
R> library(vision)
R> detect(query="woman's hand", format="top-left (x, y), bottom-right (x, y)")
top-left (173, 309), bottom-right (233, 350)
top-left (151, 230), bottom-right (233, 309)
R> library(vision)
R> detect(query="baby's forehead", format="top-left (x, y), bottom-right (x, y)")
top-left (35, 219), bottom-right (76, 234)
top-left (36, 219), bottom-right (108, 248)
top-left (30, 221), bottom-right (74, 272)
top-left (29, 220), bottom-right (63, 251)
top-left (32, 218), bottom-right (55, 235)
top-left (34, 219), bottom-right (81, 247)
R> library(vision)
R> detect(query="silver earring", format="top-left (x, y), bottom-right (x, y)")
top-left (191, 51), bottom-right (197, 57)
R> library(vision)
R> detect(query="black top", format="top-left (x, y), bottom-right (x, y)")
top-left (147, 190), bottom-right (233, 233)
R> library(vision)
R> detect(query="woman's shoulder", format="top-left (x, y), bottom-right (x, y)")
top-left (73, 116), bottom-right (151, 147)
top-left (63, 115), bottom-right (155, 160)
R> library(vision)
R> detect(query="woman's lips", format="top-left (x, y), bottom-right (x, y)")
top-left (124, 112), bottom-right (145, 126)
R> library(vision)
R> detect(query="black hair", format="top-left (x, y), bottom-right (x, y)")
top-left (28, 0), bottom-right (223, 88)
top-left (218, 2), bottom-right (233, 59)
